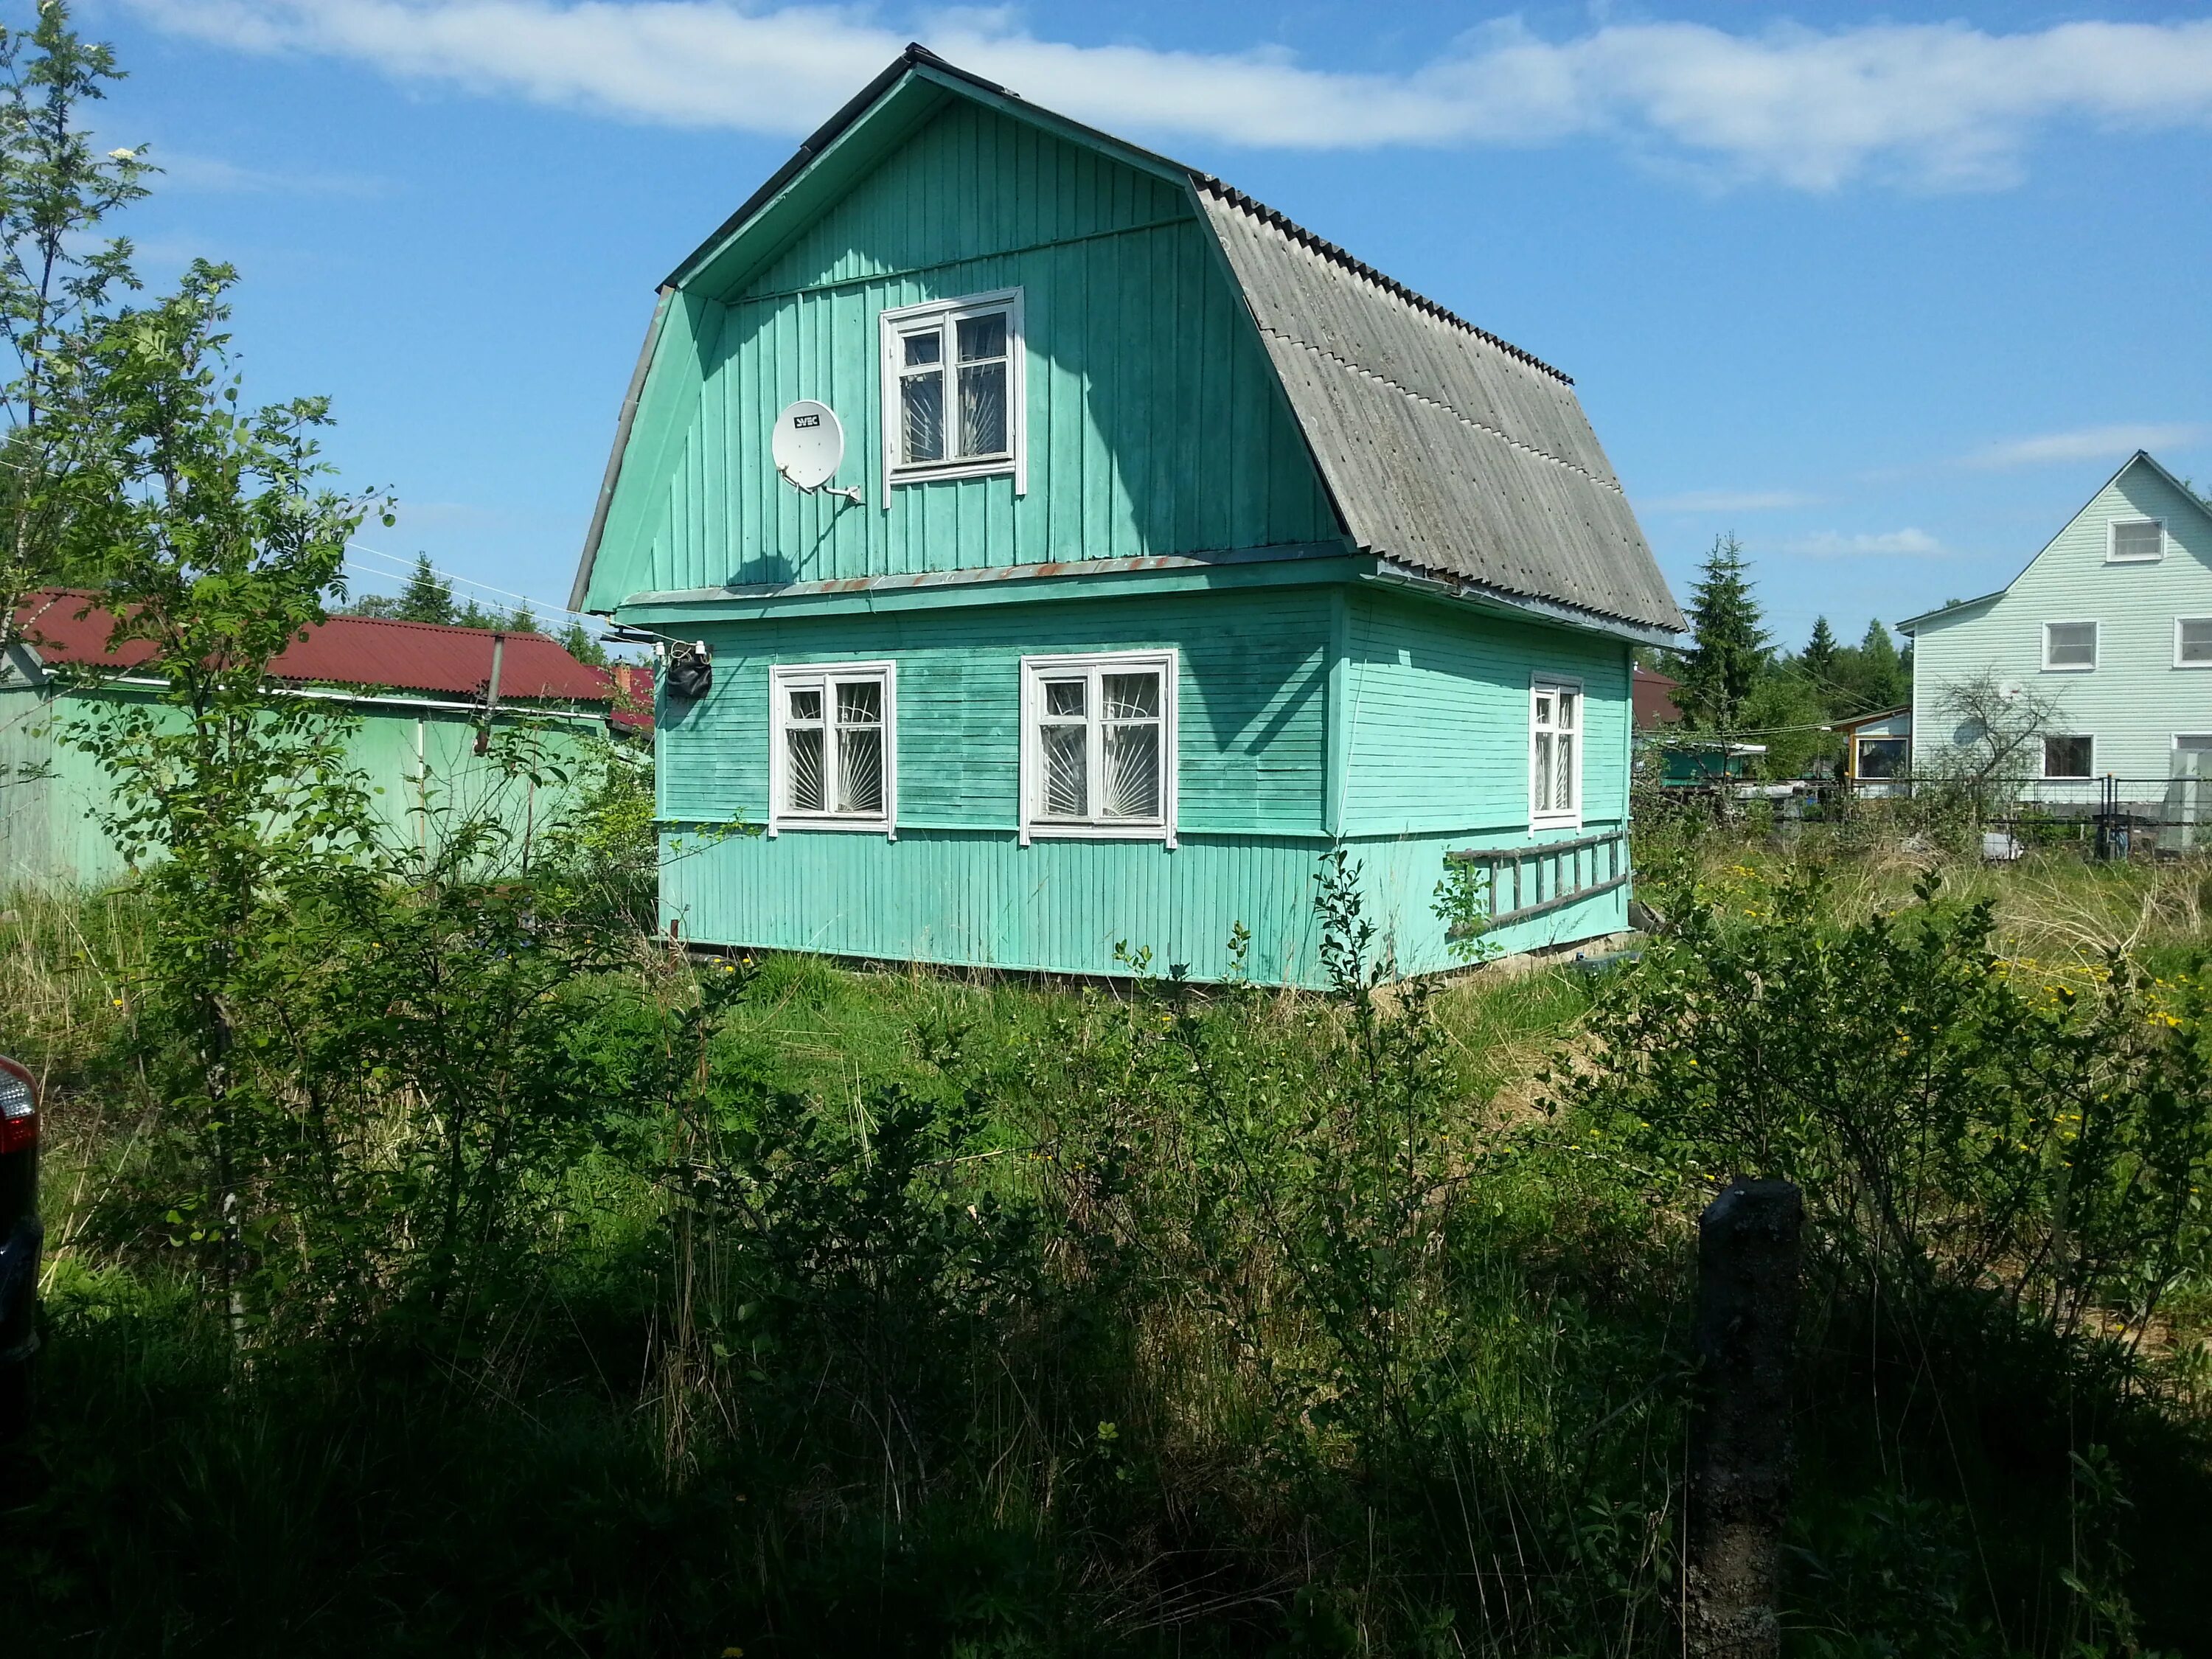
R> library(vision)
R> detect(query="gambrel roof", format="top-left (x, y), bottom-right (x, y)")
top-left (575, 46), bottom-right (1683, 639)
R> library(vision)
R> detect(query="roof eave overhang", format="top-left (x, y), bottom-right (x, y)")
top-left (1366, 557), bottom-right (1683, 649)
top-left (1896, 590), bottom-right (2003, 636)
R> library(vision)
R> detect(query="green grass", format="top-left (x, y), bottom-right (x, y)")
top-left (4, 851), bottom-right (2211, 1658)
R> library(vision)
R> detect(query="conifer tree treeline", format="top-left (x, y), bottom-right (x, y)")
top-left (1649, 534), bottom-right (1913, 776)
top-left (344, 551), bottom-right (607, 665)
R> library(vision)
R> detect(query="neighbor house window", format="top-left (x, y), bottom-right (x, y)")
top-left (2042, 734), bottom-right (2093, 779)
top-left (1857, 737), bottom-right (1907, 779)
top-left (2109, 518), bottom-right (2165, 563)
top-left (1019, 650), bottom-right (1177, 845)
top-left (768, 661), bottom-right (896, 837)
top-left (880, 289), bottom-right (1024, 495)
top-left (1531, 677), bottom-right (1582, 824)
top-left (2177, 617), bottom-right (2212, 667)
top-left (2043, 621), bottom-right (2098, 671)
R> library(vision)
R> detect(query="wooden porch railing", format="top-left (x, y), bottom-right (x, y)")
top-left (1444, 826), bottom-right (1629, 936)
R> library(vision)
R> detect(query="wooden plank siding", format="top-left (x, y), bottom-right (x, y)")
top-left (662, 823), bottom-right (1627, 988)
top-left (1338, 588), bottom-right (1632, 838)
top-left (584, 100), bottom-right (1340, 610)
top-left (1, 685), bottom-right (611, 890)
top-left (1910, 456), bottom-right (2212, 789)
top-left (649, 580), bottom-right (1635, 984)
top-left (657, 585), bottom-right (1333, 835)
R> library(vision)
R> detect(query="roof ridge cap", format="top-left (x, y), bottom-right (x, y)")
top-left (1196, 176), bottom-right (1573, 385)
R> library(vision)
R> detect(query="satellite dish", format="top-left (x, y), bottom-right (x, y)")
top-left (772, 400), bottom-right (859, 501)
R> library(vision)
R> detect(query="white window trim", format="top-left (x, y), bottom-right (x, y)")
top-left (1529, 673), bottom-right (1585, 830)
top-left (2040, 733), bottom-right (2095, 781)
top-left (2042, 619), bottom-right (2098, 672)
top-left (1018, 649), bottom-right (1178, 848)
top-left (878, 288), bottom-right (1026, 500)
top-left (2107, 518), bottom-right (2166, 563)
top-left (767, 660), bottom-right (898, 840)
top-left (2176, 616), bottom-right (2212, 669)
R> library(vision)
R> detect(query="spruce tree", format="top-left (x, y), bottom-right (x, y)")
top-left (1856, 619), bottom-right (1906, 710)
top-left (392, 553), bottom-right (455, 625)
top-left (1676, 532), bottom-right (1770, 731)
top-left (1801, 616), bottom-right (1840, 689)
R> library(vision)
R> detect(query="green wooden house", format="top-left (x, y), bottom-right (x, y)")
top-left (1, 590), bottom-right (630, 890)
top-left (571, 47), bottom-right (1684, 985)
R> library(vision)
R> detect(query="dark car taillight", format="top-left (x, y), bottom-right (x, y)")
top-left (0, 1063), bottom-right (35, 1155)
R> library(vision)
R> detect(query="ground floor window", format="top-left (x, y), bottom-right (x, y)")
top-left (1531, 676), bottom-right (1582, 826)
top-left (1019, 650), bottom-right (1178, 845)
top-left (768, 661), bottom-right (896, 836)
top-left (1857, 736), bottom-right (1907, 779)
top-left (2042, 734), bottom-right (2093, 780)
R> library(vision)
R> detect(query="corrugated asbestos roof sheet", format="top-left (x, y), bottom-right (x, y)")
top-left (1194, 181), bottom-right (1685, 635)
top-left (13, 590), bottom-right (618, 706)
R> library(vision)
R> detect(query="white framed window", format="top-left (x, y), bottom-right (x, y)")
top-left (1018, 650), bottom-right (1177, 846)
top-left (2042, 734), bottom-right (2094, 779)
top-left (2108, 518), bottom-right (2165, 563)
top-left (1530, 675), bottom-right (1582, 826)
top-left (2042, 620), bottom-right (2098, 672)
top-left (2177, 617), bottom-right (2212, 667)
top-left (879, 289), bottom-right (1025, 497)
top-left (768, 661), bottom-right (897, 838)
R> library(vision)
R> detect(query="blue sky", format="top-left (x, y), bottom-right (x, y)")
top-left (82, 0), bottom-right (2212, 650)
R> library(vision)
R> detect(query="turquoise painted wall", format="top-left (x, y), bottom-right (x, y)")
top-left (1338, 588), bottom-right (1632, 838)
top-left (1910, 459), bottom-right (2212, 794)
top-left (650, 578), bottom-right (1634, 985)
top-left (663, 822), bottom-right (1626, 988)
top-left (586, 100), bottom-right (1340, 610)
top-left (658, 583), bottom-right (1332, 834)
top-left (0, 684), bottom-right (613, 891)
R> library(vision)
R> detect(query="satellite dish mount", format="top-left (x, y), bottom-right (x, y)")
top-left (772, 400), bottom-right (863, 505)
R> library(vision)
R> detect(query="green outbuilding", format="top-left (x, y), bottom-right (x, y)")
top-left (2, 589), bottom-right (631, 890)
top-left (572, 47), bottom-right (1685, 985)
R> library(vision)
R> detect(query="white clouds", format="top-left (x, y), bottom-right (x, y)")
top-left (1786, 527), bottom-right (1944, 557)
top-left (1961, 422), bottom-right (2208, 469)
top-left (156, 147), bottom-right (386, 195)
top-left (122, 1), bottom-right (2212, 191)
top-left (1643, 488), bottom-right (1818, 513)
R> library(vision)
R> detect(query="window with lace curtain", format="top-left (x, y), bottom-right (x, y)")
top-left (880, 289), bottom-right (1024, 494)
top-left (768, 661), bottom-right (896, 838)
top-left (1530, 675), bottom-right (1582, 827)
top-left (1019, 650), bottom-right (1178, 845)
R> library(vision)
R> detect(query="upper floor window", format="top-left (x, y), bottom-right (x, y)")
top-left (2108, 518), bottom-right (2165, 563)
top-left (2043, 620), bottom-right (2098, 672)
top-left (880, 290), bottom-right (1025, 495)
top-left (768, 661), bottom-right (896, 838)
top-left (1531, 676), bottom-right (1582, 825)
top-left (2178, 617), bottom-right (2212, 668)
top-left (1019, 650), bottom-right (1177, 846)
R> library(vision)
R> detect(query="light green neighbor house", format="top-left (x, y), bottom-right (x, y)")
top-left (1900, 451), bottom-right (2212, 811)
top-left (571, 47), bottom-right (1686, 985)
top-left (2, 589), bottom-right (630, 889)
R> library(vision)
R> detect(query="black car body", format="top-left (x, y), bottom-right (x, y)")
top-left (0, 1057), bottom-right (40, 1439)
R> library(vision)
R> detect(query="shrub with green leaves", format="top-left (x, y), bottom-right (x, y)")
top-left (1560, 863), bottom-right (2212, 1349)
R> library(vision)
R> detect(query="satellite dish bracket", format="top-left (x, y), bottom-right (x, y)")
top-left (778, 465), bottom-right (863, 507)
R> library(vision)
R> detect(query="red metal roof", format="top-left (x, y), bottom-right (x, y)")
top-left (11, 589), bottom-right (616, 706)
top-left (1633, 666), bottom-right (1683, 729)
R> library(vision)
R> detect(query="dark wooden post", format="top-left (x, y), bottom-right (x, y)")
top-left (1685, 1178), bottom-right (1803, 1659)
